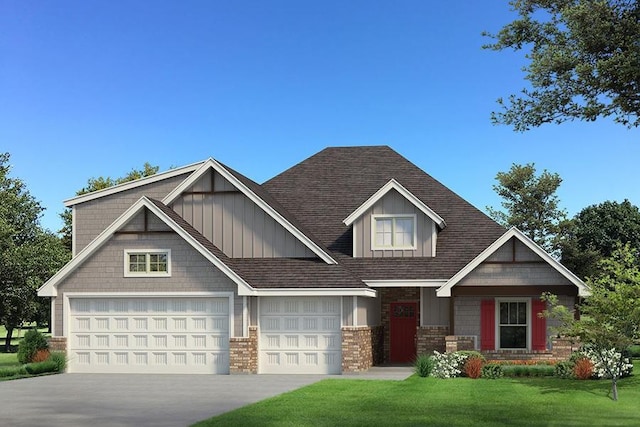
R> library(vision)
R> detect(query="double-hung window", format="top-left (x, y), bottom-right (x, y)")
top-left (498, 300), bottom-right (528, 349)
top-left (124, 250), bottom-right (171, 277)
top-left (372, 214), bottom-right (416, 250)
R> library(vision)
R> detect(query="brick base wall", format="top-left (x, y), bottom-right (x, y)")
top-left (48, 337), bottom-right (67, 353)
top-left (229, 326), bottom-right (258, 374)
top-left (551, 337), bottom-right (580, 360)
top-left (342, 327), bottom-right (374, 372)
top-left (483, 351), bottom-right (557, 362)
top-left (445, 335), bottom-right (475, 353)
top-left (417, 326), bottom-right (448, 355)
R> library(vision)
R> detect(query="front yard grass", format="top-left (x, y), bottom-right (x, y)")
top-left (194, 361), bottom-right (640, 427)
top-left (0, 353), bottom-right (19, 369)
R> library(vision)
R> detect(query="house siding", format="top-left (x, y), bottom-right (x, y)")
top-left (171, 170), bottom-right (315, 258)
top-left (55, 232), bottom-right (243, 337)
top-left (421, 288), bottom-right (449, 326)
top-left (74, 174), bottom-right (190, 253)
top-left (456, 263), bottom-right (574, 287)
top-left (357, 294), bottom-right (381, 326)
top-left (353, 189), bottom-right (435, 258)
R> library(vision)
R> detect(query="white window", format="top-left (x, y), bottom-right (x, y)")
top-left (497, 299), bottom-right (529, 349)
top-left (371, 214), bottom-right (417, 250)
top-left (124, 250), bottom-right (171, 277)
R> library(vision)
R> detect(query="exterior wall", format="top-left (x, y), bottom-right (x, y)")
top-left (171, 170), bottom-right (315, 259)
top-left (74, 173), bottom-right (190, 253)
top-left (353, 189), bottom-right (435, 258)
top-left (457, 263), bottom-right (574, 287)
top-left (342, 296), bottom-right (354, 326)
top-left (229, 326), bottom-right (258, 374)
top-left (379, 287), bottom-right (420, 363)
top-left (55, 231), bottom-right (243, 337)
top-left (48, 337), bottom-right (67, 353)
top-left (445, 335), bottom-right (475, 352)
top-left (357, 294), bottom-right (381, 326)
top-left (417, 326), bottom-right (448, 355)
top-left (342, 326), bottom-right (374, 372)
top-left (421, 288), bottom-right (449, 326)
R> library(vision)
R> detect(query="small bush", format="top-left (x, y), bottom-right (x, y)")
top-left (628, 345), bottom-right (640, 359)
top-left (17, 329), bottom-right (49, 364)
top-left (554, 361), bottom-right (575, 379)
top-left (431, 351), bottom-right (467, 379)
top-left (502, 365), bottom-right (554, 377)
top-left (48, 352), bottom-right (66, 373)
top-left (457, 351), bottom-right (486, 362)
top-left (414, 355), bottom-right (434, 377)
top-left (31, 349), bottom-right (51, 363)
top-left (464, 357), bottom-right (483, 379)
top-left (573, 357), bottom-right (594, 380)
top-left (24, 360), bottom-right (58, 375)
top-left (481, 363), bottom-right (503, 379)
top-left (0, 366), bottom-right (27, 378)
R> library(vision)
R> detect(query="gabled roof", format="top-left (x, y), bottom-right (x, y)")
top-left (64, 161), bottom-right (204, 207)
top-left (436, 227), bottom-right (589, 297)
top-left (263, 146), bottom-right (506, 278)
top-left (162, 158), bottom-right (337, 265)
top-left (343, 178), bottom-right (446, 228)
top-left (38, 197), bottom-right (254, 297)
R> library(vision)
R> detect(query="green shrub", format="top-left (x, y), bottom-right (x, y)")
top-left (457, 351), bottom-right (486, 362)
top-left (17, 329), bottom-right (49, 364)
top-left (0, 366), bottom-right (27, 378)
top-left (481, 363), bottom-right (503, 379)
top-left (628, 345), bottom-right (640, 359)
top-left (554, 361), bottom-right (575, 379)
top-left (24, 360), bottom-right (58, 375)
top-left (48, 352), bottom-right (66, 373)
top-left (502, 365), bottom-right (555, 377)
top-left (414, 354), bottom-right (434, 378)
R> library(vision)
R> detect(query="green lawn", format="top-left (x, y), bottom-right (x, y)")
top-left (194, 361), bottom-right (640, 427)
top-left (0, 353), bottom-right (19, 368)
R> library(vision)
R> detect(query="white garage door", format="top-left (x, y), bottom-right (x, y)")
top-left (259, 297), bottom-right (342, 374)
top-left (68, 297), bottom-right (230, 374)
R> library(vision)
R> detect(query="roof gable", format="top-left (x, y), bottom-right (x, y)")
top-left (436, 227), bottom-right (589, 297)
top-left (162, 158), bottom-right (337, 264)
top-left (38, 197), bottom-right (254, 297)
top-left (343, 178), bottom-right (446, 228)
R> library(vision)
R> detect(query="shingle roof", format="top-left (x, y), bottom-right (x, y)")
top-left (262, 146), bottom-right (506, 280)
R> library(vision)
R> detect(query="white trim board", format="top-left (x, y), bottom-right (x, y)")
top-left (436, 227), bottom-right (589, 297)
top-left (162, 158), bottom-right (337, 265)
top-left (238, 288), bottom-right (377, 297)
top-left (343, 179), bottom-right (446, 228)
top-left (365, 279), bottom-right (447, 288)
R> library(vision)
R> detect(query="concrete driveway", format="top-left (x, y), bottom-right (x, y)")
top-left (1, 373), bottom-right (325, 427)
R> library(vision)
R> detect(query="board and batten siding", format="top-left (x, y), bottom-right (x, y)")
top-left (55, 232), bottom-right (245, 338)
top-left (171, 170), bottom-right (315, 259)
top-left (352, 189), bottom-right (435, 258)
top-left (356, 295), bottom-right (381, 326)
top-left (74, 173), bottom-right (191, 254)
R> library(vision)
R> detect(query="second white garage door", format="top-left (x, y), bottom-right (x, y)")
top-left (259, 296), bottom-right (342, 374)
top-left (68, 296), bottom-right (230, 374)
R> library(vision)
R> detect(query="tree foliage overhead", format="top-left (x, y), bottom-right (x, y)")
top-left (488, 163), bottom-right (566, 252)
top-left (560, 199), bottom-right (640, 278)
top-left (485, 0), bottom-right (640, 130)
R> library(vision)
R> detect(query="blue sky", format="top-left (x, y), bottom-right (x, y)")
top-left (2, 1), bottom-right (638, 233)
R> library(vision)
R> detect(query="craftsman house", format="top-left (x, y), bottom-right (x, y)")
top-left (38, 146), bottom-right (587, 374)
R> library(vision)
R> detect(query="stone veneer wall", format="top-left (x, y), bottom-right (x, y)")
top-left (229, 326), bottom-right (258, 374)
top-left (48, 337), bottom-right (67, 353)
top-left (551, 337), bottom-right (580, 360)
top-left (445, 335), bottom-right (475, 353)
top-left (417, 326), bottom-right (448, 355)
top-left (379, 287), bottom-right (420, 363)
top-left (342, 327), bottom-right (374, 372)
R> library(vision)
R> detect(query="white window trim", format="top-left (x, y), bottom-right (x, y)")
top-left (495, 297), bottom-right (531, 351)
top-left (124, 249), bottom-right (172, 277)
top-left (371, 214), bottom-right (417, 251)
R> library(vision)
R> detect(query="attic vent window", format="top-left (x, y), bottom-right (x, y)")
top-left (124, 250), bottom-right (171, 277)
top-left (371, 214), bottom-right (416, 250)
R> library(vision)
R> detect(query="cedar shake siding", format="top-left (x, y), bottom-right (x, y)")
top-left (74, 173), bottom-right (190, 253)
top-left (171, 169), bottom-right (315, 259)
top-left (352, 189), bottom-right (435, 258)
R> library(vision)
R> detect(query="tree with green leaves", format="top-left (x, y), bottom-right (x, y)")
top-left (485, 0), bottom-right (640, 130)
top-left (0, 153), bottom-right (70, 351)
top-left (543, 243), bottom-right (640, 401)
top-left (488, 163), bottom-right (566, 252)
top-left (560, 199), bottom-right (640, 279)
top-left (59, 162), bottom-right (159, 251)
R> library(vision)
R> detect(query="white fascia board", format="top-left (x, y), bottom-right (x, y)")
top-left (343, 179), bottom-right (446, 228)
top-left (436, 227), bottom-right (589, 297)
top-left (237, 287), bottom-right (377, 297)
top-left (38, 197), bottom-right (256, 297)
top-left (162, 158), bottom-right (337, 265)
top-left (64, 161), bottom-right (204, 207)
top-left (365, 279), bottom-right (447, 288)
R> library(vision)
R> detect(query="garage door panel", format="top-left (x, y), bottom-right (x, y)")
top-left (259, 297), bottom-right (341, 374)
top-left (68, 297), bottom-right (230, 374)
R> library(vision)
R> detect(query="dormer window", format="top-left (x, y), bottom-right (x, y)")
top-left (372, 214), bottom-right (416, 250)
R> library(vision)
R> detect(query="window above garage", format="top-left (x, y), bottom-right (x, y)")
top-left (124, 250), bottom-right (171, 277)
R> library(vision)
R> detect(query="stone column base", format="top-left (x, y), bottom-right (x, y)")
top-left (229, 326), bottom-right (258, 374)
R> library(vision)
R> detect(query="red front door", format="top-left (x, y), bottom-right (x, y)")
top-left (390, 302), bottom-right (417, 363)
